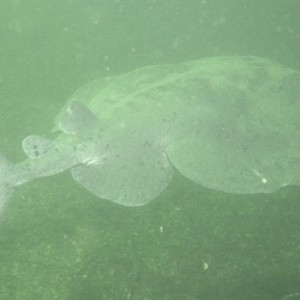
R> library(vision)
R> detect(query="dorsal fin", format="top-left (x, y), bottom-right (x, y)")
top-left (22, 135), bottom-right (56, 159)
top-left (58, 101), bottom-right (99, 136)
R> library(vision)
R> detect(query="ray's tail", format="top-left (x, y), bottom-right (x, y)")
top-left (0, 153), bottom-right (15, 215)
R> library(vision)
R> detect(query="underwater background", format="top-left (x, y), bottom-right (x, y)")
top-left (0, 1), bottom-right (300, 299)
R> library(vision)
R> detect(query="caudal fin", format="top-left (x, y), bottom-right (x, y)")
top-left (0, 153), bottom-right (14, 216)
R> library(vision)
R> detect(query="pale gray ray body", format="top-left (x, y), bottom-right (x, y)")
top-left (1, 56), bottom-right (300, 212)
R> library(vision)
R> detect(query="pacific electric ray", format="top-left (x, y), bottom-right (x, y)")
top-left (1, 56), bottom-right (299, 213)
